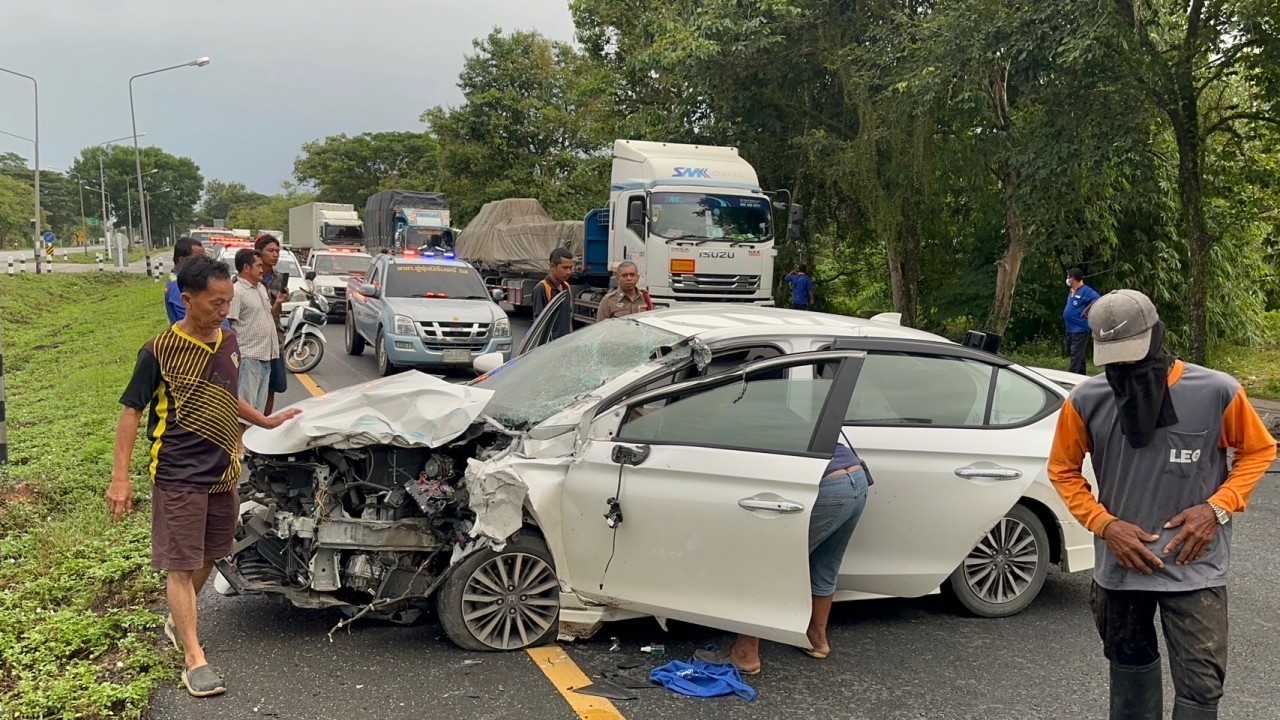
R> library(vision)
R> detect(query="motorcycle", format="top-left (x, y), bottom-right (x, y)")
top-left (281, 283), bottom-right (329, 374)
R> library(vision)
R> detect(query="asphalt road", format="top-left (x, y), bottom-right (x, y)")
top-left (151, 316), bottom-right (1280, 720)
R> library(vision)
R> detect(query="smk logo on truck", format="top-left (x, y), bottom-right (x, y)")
top-left (672, 167), bottom-right (712, 178)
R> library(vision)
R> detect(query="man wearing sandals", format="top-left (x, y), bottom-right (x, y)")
top-left (107, 256), bottom-right (300, 697)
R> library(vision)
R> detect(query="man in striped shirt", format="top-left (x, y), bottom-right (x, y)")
top-left (108, 256), bottom-right (299, 697)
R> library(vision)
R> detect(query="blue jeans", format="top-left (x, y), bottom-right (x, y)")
top-left (238, 358), bottom-right (272, 415)
top-left (808, 468), bottom-right (869, 596)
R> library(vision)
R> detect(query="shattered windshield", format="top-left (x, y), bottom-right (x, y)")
top-left (474, 320), bottom-right (684, 429)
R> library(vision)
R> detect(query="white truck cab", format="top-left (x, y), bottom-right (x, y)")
top-left (604, 140), bottom-right (779, 306)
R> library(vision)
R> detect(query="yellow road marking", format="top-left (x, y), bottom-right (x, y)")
top-left (297, 372), bottom-right (324, 397)
top-left (527, 645), bottom-right (626, 719)
top-left (297, 373), bottom-right (617, 717)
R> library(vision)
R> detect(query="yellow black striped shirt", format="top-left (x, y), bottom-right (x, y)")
top-left (120, 326), bottom-right (242, 492)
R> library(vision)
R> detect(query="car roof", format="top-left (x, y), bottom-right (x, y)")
top-left (633, 304), bottom-right (954, 345)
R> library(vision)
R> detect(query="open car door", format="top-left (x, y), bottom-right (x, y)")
top-left (559, 350), bottom-right (865, 647)
top-left (514, 289), bottom-right (571, 357)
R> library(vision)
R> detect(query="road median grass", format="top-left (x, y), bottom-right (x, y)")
top-left (0, 274), bottom-right (172, 719)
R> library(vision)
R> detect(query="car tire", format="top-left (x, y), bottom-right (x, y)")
top-left (437, 533), bottom-right (560, 652)
top-left (946, 504), bottom-right (1050, 618)
top-left (345, 311), bottom-right (365, 356)
top-left (375, 328), bottom-right (397, 376)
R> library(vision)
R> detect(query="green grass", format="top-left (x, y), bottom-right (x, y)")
top-left (1005, 338), bottom-right (1280, 401)
top-left (0, 274), bottom-right (174, 719)
top-left (55, 248), bottom-right (148, 265)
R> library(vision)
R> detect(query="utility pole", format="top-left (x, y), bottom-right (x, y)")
top-left (0, 315), bottom-right (8, 465)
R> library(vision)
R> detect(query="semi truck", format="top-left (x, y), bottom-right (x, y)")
top-left (363, 190), bottom-right (454, 254)
top-left (286, 202), bottom-right (364, 265)
top-left (457, 139), bottom-right (798, 323)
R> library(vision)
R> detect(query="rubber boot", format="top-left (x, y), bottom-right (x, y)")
top-left (1171, 699), bottom-right (1218, 719)
top-left (1109, 660), bottom-right (1162, 720)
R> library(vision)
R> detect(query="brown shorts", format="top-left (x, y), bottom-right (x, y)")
top-left (151, 484), bottom-right (239, 571)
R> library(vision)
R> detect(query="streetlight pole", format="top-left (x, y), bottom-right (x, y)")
top-left (0, 66), bottom-right (39, 274)
top-left (96, 133), bottom-right (146, 260)
top-left (129, 57), bottom-right (210, 270)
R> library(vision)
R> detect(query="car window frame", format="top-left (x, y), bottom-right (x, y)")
top-left (610, 350), bottom-right (865, 459)
top-left (819, 339), bottom-right (1060, 430)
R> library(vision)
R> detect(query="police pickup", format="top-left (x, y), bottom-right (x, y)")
top-left (302, 246), bottom-right (371, 317)
top-left (344, 251), bottom-right (512, 375)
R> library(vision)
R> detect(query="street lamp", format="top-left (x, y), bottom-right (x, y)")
top-left (129, 56), bottom-right (210, 268)
top-left (96, 132), bottom-right (146, 260)
top-left (0, 66), bottom-right (40, 273)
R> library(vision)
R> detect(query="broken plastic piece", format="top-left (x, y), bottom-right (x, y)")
top-left (609, 637), bottom-right (621, 652)
top-left (573, 679), bottom-right (638, 701)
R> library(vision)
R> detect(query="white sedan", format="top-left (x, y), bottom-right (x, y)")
top-left (228, 304), bottom-right (1093, 651)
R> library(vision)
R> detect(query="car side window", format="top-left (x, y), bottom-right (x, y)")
top-left (990, 368), bottom-right (1056, 426)
top-left (846, 353), bottom-right (993, 427)
top-left (617, 363), bottom-right (834, 455)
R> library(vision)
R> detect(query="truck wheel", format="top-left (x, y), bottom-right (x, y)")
top-left (375, 328), bottom-right (398, 376)
top-left (345, 312), bottom-right (365, 356)
top-left (437, 534), bottom-right (560, 652)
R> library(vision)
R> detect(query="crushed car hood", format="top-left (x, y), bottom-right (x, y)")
top-left (244, 371), bottom-right (495, 454)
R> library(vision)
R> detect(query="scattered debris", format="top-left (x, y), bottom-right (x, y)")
top-left (462, 659), bottom-right (483, 666)
top-left (640, 643), bottom-right (665, 658)
top-left (573, 679), bottom-right (638, 701)
top-left (609, 637), bottom-right (621, 652)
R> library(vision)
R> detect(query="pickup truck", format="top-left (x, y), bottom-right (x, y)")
top-left (344, 252), bottom-right (512, 376)
top-left (303, 246), bottom-right (371, 317)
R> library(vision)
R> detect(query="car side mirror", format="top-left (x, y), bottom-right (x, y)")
top-left (473, 352), bottom-right (505, 375)
top-left (490, 288), bottom-right (506, 303)
top-left (305, 271), bottom-right (317, 281)
top-left (358, 283), bottom-right (378, 296)
top-left (786, 203), bottom-right (804, 241)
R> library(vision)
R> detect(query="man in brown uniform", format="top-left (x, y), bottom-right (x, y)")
top-left (596, 260), bottom-right (652, 321)
top-left (108, 256), bottom-right (300, 698)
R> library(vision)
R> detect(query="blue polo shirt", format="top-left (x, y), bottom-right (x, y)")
top-left (1063, 284), bottom-right (1100, 333)
top-left (164, 273), bottom-right (184, 324)
top-left (785, 272), bottom-right (813, 307)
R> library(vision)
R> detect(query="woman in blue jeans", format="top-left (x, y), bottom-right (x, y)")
top-left (696, 441), bottom-right (870, 675)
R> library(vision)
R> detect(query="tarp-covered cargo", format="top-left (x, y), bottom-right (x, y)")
top-left (363, 190), bottom-right (453, 252)
top-left (455, 198), bottom-right (585, 274)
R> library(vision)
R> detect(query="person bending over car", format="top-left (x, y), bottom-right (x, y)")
top-left (696, 435), bottom-right (869, 674)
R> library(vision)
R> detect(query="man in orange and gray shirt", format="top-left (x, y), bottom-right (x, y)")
top-left (1048, 289), bottom-right (1275, 720)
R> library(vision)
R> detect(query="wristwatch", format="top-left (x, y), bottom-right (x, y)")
top-left (1207, 502), bottom-right (1231, 526)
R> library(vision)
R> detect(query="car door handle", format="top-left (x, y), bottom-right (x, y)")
top-left (738, 498), bottom-right (806, 513)
top-left (954, 467), bottom-right (1023, 480)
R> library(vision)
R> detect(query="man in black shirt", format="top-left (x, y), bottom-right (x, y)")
top-left (109, 256), bottom-right (299, 698)
top-left (531, 247), bottom-right (575, 341)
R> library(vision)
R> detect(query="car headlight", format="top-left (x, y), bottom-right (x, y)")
top-left (393, 314), bottom-right (417, 335)
top-left (493, 317), bottom-right (510, 338)
top-left (320, 285), bottom-right (336, 297)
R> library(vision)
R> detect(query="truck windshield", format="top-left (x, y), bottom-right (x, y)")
top-left (650, 193), bottom-right (772, 243)
top-left (403, 228), bottom-right (452, 250)
top-left (313, 254), bottom-right (370, 275)
top-left (474, 320), bottom-right (683, 429)
top-left (322, 224), bottom-right (364, 245)
top-left (385, 264), bottom-right (489, 299)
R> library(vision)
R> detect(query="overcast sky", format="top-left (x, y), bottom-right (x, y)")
top-left (0, 0), bottom-right (576, 194)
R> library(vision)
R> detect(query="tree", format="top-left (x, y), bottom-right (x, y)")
top-left (199, 180), bottom-right (266, 225)
top-left (0, 174), bottom-right (34, 248)
top-left (226, 182), bottom-right (316, 236)
top-left (293, 131), bottom-right (441, 209)
top-left (68, 145), bottom-right (203, 243)
top-left (1106, 0), bottom-right (1280, 362)
top-left (422, 29), bottom-right (620, 223)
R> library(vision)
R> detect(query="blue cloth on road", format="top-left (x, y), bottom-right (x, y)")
top-left (650, 659), bottom-right (757, 701)
top-left (785, 272), bottom-right (812, 308)
top-left (1063, 284), bottom-right (1100, 333)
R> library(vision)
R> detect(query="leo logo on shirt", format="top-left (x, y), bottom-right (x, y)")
top-left (1169, 449), bottom-right (1201, 463)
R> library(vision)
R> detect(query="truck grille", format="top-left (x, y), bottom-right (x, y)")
top-left (669, 273), bottom-right (761, 296)
top-left (418, 321), bottom-right (491, 351)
